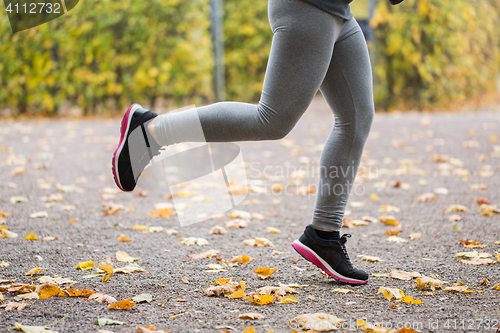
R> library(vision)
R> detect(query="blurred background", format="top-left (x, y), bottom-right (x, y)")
top-left (0, 0), bottom-right (499, 116)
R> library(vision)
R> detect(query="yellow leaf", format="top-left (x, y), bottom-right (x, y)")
top-left (247, 293), bottom-right (275, 305)
top-left (402, 295), bottom-right (423, 304)
top-left (65, 287), bottom-right (94, 297)
top-left (376, 286), bottom-right (404, 301)
top-left (253, 267), bottom-right (277, 280)
top-left (38, 284), bottom-right (66, 299)
top-left (266, 227), bottom-right (280, 233)
top-left (228, 281), bottom-right (247, 299)
top-left (24, 233), bottom-right (38, 240)
top-left (99, 262), bottom-right (114, 282)
top-left (243, 326), bottom-right (257, 333)
top-left (370, 194), bottom-right (380, 201)
top-left (75, 260), bottom-right (95, 271)
top-left (25, 267), bottom-right (47, 276)
top-left (279, 296), bottom-right (298, 304)
top-left (149, 208), bottom-right (172, 217)
top-left (230, 255), bottom-right (254, 264)
top-left (133, 225), bottom-right (148, 230)
top-left (116, 251), bottom-right (138, 263)
top-left (415, 276), bottom-right (447, 291)
top-left (214, 278), bottom-right (233, 286)
top-left (2, 229), bottom-right (18, 238)
top-left (108, 298), bottom-right (137, 310)
top-left (117, 234), bottom-right (132, 242)
top-left (379, 215), bottom-right (400, 226)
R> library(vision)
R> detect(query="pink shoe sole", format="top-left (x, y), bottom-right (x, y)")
top-left (292, 240), bottom-right (368, 285)
top-left (112, 103), bottom-right (139, 192)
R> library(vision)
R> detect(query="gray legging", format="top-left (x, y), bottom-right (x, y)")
top-left (154, 0), bottom-right (374, 231)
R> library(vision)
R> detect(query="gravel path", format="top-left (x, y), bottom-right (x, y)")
top-left (0, 97), bottom-right (499, 333)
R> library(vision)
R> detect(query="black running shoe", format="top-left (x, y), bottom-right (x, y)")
top-left (112, 104), bottom-right (162, 192)
top-left (292, 225), bottom-right (369, 284)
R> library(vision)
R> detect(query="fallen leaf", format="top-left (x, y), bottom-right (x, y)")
top-left (376, 287), bottom-right (404, 301)
top-left (65, 288), bottom-right (94, 297)
top-left (332, 288), bottom-right (353, 294)
top-left (24, 233), bottom-right (38, 240)
top-left (114, 263), bottom-right (144, 274)
top-left (266, 227), bottom-right (280, 234)
top-left (117, 234), bottom-right (132, 242)
top-left (13, 291), bottom-right (39, 301)
top-left (239, 313), bottom-right (265, 320)
top-left (0, 301), bottom-right (28, 311)
top-left (279, 295), bottom-right (298, 304)
top-left (132, 293), bottom-right (153, 303)
top-left (10, 196), bottom-right (29, 204)
top-left (108, 298), bottom-right (137, 310)
top-left (244, 237), bottom-right (274, 247)
top-left (469, 184), bottom-right (487, 191)
top-left (116, 251), bottom-right (138, 263)
top-left (446, 204), bottom-right (467, 212)
top-left (417, 193), bottom-right (437, 202)
top-left (209, 225), bottom-right (228, 235)
top-left (479, 278), bottom-right (490, 286)
top-left (99, 262), bottom-right (114, 282)
top-left (448, 214), bottom-right (462, 222)
top-left (224, 219), bottom-right (248, 228)
top-left (181, 277), bottom-right (189, 284)
top-left (444, 283), bottom-right (471, 293)
top-left (253, 267), bottom-right (277, 280)
top-left (96, 318), bottom-right (125, 326)
top-left (415, 276), bottom-right (447, 291)
top-left (291, 313), bottom-right (346, 332)
top-left (379, 215), bottom-right (400, 226)
top-left (460, 258), bottom-right (495, 265)
top-left (188, 249), bottom-right (221, 260)
top-left (2, 229), bottom-right (18, 238)
top-left (228, 210), bottom-right (251, 219)
top-left (386, 236), bottom-right (408, 243)
top-left (136, 326), bottom-right (169, 333)
top-left (75, 260), bottom-right (95, 271)
top-left (37, 284), bottom-right (66, 299)
top-left (231, 255), bottom-right (254, 264)
top-left (409, 233), bottom-right (422, 240)
top-left (390, 270), bottom-right (422, 281)
top-left (38, 276), bottom-right (76, 285)
top-left (491, 284), bottom-right (500, 290)
top-left (359, 255), bottom-right (383, 262)
top-left (402, 295), bottom-right (424, 304)
top-left (379, 205), bottom-right (401, 212)
top-left (246, 293), bottom-right (275, 305)
top-left (180, 237), bottom-right (209, 246)
top-left (228, 281), bottom-right (247, 299)
top-left (256, 285), bottom-right (298, 296)
top-left (165, 229), bottom-right (179, 236)
top-left (89, 293), bottom-right (118, 304)
top-left (29, 211), bottom-right (48, 219)
top-left (25, 267), bottom-right (47, 276)
top-left (385, 227), bottom-right (403, 236)
top-left (455, 251), bottom-right (492, 259)
top-left (10, 166), bottom-right (27, 176)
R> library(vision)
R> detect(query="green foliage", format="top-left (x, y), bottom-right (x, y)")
top-left (223, 0), bottom-right (272, 102)
top-left (371, 0), bottom-right (499, 110)
top-left (0, 0), bottom-right (213, 115)
top-left (0, 0), bottom-right (498, 115)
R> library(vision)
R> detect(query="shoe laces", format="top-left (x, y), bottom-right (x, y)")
top-left (340, 234), bottom-right (353, 270)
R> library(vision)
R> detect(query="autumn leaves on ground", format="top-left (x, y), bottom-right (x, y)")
top-left (0, 98), bottom-right (499, 333)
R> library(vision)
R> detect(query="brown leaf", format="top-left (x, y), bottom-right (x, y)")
top-left (415, 276), bottom-right (447, 291)
top-left (291, 313), bottom-right (346, 332)
top-left (88, 293), bottom-right (117, 304)
top-left (188, 249), bottom-right (221, 260)
top-left (65, 287), bottom-right (94, 297)
top-left (239, 313), bottom-right (265, 320)
top-left (256, 285), bottom-right (298, 296)
top-left (0, 301), bottom-right (29, 311)
top-left (108, 298), bottom-right (137, 310)
top-left (390, 270), bottom-right (422, 281)
top-left (243, 238), bottom-right (274, 247)
top-left (209, 225), bottom-right (228, 235)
